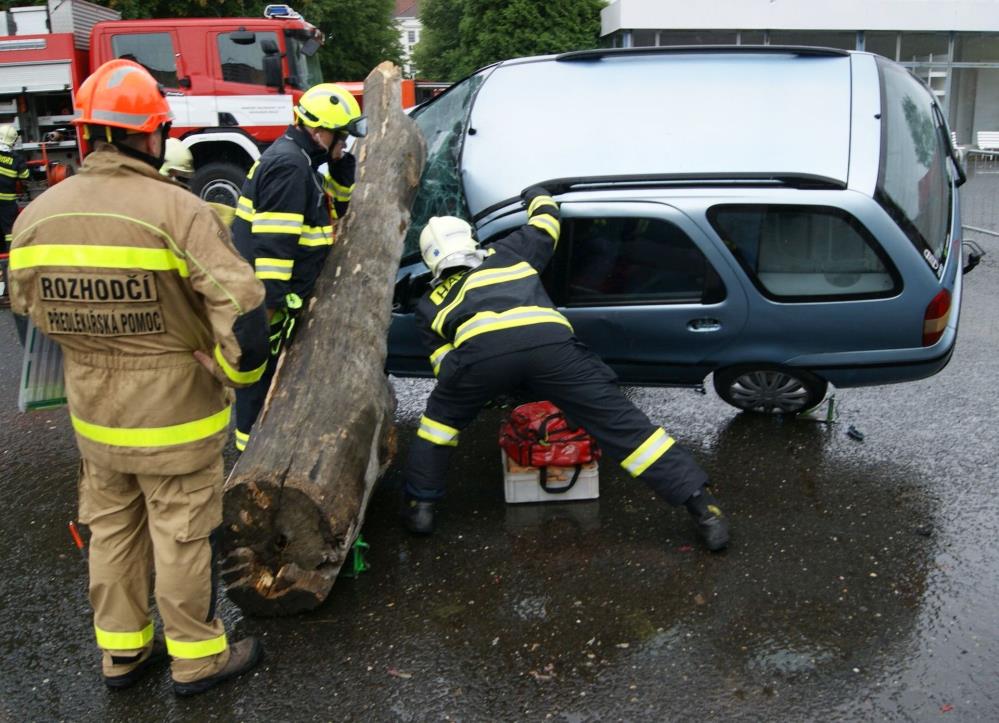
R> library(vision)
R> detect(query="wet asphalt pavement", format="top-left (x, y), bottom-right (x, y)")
top-left (2, 175), bottom-right (999, 722)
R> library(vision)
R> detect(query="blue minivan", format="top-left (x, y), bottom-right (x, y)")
top-left (387, 46), bottom-right (972, 413)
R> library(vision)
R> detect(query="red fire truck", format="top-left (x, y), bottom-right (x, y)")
top-left (0, 1), bottom-right (327, 206)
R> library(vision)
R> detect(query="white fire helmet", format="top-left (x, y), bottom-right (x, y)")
top-left (419, 216), bottom-right (482, 281)
top-left (0, 124), bottom-right (19, 150)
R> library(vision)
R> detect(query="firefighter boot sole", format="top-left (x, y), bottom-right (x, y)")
top-left (104, 637), bottom-right (169, 690)
top-left (172, 637), bottom-right (263, 697)
top-left (402, 499), bottom-right (436, 535)
top-left (696, 513), bottom-right (730, 552)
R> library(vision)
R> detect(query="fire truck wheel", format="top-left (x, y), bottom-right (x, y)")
top-left (190, 161), bottom-right (247, 208)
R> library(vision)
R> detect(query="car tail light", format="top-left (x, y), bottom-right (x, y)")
top-left (922, 289), bottom-right (951, 346)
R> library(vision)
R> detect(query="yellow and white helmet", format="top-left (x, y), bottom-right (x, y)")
top-left (0, 124), bottom-right (19, 149)
top-left (294, 83), bottom-right (367, 137)
top-left (420, 216), bottom-right (484, 281)
top-left (160, 137), bottom-right (194, 177)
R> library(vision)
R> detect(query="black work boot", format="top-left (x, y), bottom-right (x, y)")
top-left (173, 637), bottom-right (263, 697)
top-left (401, 496), bottom-right (436, 535)
top-left (684, 487), bottom-right (730, 551)
top-left (104, 637), bottom-right (168, 690)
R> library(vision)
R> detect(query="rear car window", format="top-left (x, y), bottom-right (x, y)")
top-left (564, 217), bottom-right (725, 306)
top-left (708, 205), bottom-right (901, 301)
top-left (876, 59), bottom-right (952, 267)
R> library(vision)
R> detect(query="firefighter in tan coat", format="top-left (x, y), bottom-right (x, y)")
top-left (9, 59), bottom-right (268, 696)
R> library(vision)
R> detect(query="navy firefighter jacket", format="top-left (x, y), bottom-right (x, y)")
top-left (414, 195), bottom-right (570, 377)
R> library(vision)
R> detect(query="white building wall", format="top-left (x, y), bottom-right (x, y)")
top-left (397, 16), bottom-right (422, 77)
top-left (602, 0), bottom-right (999, 34)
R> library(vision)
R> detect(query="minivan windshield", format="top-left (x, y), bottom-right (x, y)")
top-left (403, 69), bottom-right (491, 258)
top-left (286, 34), bottom-right (324, 90)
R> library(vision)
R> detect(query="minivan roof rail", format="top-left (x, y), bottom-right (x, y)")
top-left (556, 45), bottom-right (851, 62)
top-left (472, 172), bottom-right (847, 223)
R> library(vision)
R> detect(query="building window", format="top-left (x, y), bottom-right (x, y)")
top-left (899, 32), bottom-right (949, 63)
top-left (864, 31), bottom-right (898, 60)
top-left (632, 29), bottom-right (656, 47)
top-left (111, 33), bottom-right (178, 88)
top-left (408, 30), bottom-right (417, 44)
top-left (767, 31), bottom-right (856, 50)
top-left (954, 32), bottom-right (999, 63)
top-left (655, 30), bottom-right (736, 46)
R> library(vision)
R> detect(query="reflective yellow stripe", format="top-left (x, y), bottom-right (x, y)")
top-left (234, 429), bottom-right (249, 451)
top-left (71, 407), bottom-right (231, 448)
top-left (166, 633), bottom-right (228, 660)
top-left (453, 306), bottom-right (572, 348)
top-left (417, 415), bottom-right (459, 446)
top-left (235, 196), bottom-right (255, 222)
top-left (9, 244), bottom-right (190, 276)
top-left (621, 428), bottom-right (676, 477)
top-left (254, 257), bottom-right (293, 281)
top-left (429, 343), bottom-right (453, 376)
top-left (0, 192), bottom-right (16, 201)
top-left (18, 169), bottom-right (29, 179)
top-left (431, 262), bottom-right (538, 335)
top-left (323, 174), bottom-right (354, 202)
top-left (0, 165), bottom-right (18, 178)
top-left (528, 195), bottom-right (556, 216)
top-left (298, 225), bottom-right (334, 247)
top-left (251, 211), bottom-right (304, 235)
top-left (214, 343), bottom-right (266, 385)
top-left (95, 622), bottom-right (154, 651)
top-left (529, 214), bottom-right (560, 243)
top-left (245, 161), bottom-right (260, 180)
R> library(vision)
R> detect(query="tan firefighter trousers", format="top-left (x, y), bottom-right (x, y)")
top-left (78, 457), bottom-right (232, 682)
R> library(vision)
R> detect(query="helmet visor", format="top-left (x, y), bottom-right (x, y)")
top-left (345, 115), bottom-right (367, 138)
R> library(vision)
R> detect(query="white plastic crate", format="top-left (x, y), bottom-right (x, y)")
top-left (502, 452), bottom-right (599, 504)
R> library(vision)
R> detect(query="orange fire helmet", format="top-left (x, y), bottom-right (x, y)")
top-left (73, 59), bottom-right (173, 135)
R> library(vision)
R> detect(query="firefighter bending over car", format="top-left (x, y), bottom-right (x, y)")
top-left (403, 187), bottom-right (730, 551)
top-left (0, 123), bottom-right (28, 308)
top-left (8, 59), bottom-right (270, 695)
top-left (231, 82), bottom-right (365, 452)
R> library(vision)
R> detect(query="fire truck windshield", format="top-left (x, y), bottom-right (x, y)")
top-left (286, 34), bottom-right (324, 90)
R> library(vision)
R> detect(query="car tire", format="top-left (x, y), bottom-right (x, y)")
top-left (189, 161), bottom-right (247, 208)
top-left (712, 365), bottom-right (828, 415)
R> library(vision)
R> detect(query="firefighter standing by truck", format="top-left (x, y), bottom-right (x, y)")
top-left (8, 60), bottom-right (269, 695)
top-left (0, 123), bottom-right (29, 308)
top-left (403, 187), bottom-right (730, 551)
top-left (231, 82), bottom-right (365, 452)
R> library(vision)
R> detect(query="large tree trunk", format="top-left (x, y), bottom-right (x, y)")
top-left (220, 62), bottom-right (426, 617)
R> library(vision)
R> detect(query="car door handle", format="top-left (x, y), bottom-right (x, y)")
top-left (687, 318), bottom-right (721, 332)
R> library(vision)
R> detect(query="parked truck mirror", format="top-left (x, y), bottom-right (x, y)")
top-left (230, 30), bottom-right (256, 45)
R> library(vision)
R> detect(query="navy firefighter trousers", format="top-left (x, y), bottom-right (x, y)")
top-left (405, 339), bottom-right (709, 506)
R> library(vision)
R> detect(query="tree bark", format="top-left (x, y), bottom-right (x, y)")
top-left (220, 62), bottom-right (426, 617)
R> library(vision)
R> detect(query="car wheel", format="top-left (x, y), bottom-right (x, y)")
top-left (712, 366), bottom-right (828, 415)
top-left (189, 161), bottom-right (247, 208)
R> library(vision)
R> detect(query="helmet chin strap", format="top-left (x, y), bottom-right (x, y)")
top-left (112, 124), bottom-right (170, 170)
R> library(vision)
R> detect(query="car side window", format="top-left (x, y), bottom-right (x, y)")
top-left (111, 33), bottom-right (179, 88)
top-left (876, 59), bottom-right (952, 267)
top-left (217, 31), bottom-right (279, 86)
top-left (709, 205), bottom-right (901, 301)
top-left (564, 217), bottom-right (725, 306)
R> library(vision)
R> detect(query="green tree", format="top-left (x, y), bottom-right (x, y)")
top-left (413, 0), bottom-right (604, 81)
